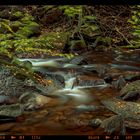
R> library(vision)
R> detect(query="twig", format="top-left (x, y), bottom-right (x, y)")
top-left (115, 26), bottom-right (133, 46)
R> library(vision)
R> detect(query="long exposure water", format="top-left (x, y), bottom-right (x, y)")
top-left (1, 49), bottom-right (140, 135)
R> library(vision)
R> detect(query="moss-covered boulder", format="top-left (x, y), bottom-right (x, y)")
top-left (16, 22), bottom-right (40, 38)
top-left (119, 80), bottom-right (140, 100)
top-left (120, 80), bottom-right (140, 94)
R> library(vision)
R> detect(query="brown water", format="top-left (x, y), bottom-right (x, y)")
top-left (1, 49), bottom-right (140, 135)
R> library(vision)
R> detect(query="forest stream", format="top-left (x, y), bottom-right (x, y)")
top-left (0, 49), bottom-right (140, 135)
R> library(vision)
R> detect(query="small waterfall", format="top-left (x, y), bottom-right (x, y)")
top-left (65, 77), bottom-right (76, 89)
top-left (65, 90), bottom-right (93, 104)
top-left (55, 88), bottom-right (93, 104)
top-left (75, 84), bottom-right (109, 89)
top-left (17, 57), bottom-right (108, 105)
top-left (32, 60), bottom-right (61, 68)
top-left (110, 64), bottom-right (140, 71)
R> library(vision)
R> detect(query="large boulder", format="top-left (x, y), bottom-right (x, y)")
top-left (119, 80), bottom-right (140, 101)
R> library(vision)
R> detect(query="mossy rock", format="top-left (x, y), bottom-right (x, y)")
top-left (124, 73), bottom-right (140, 81)
top-left (12, 11), bottom-right (24, 19)
top-left (0, 103), bottom-right (23, 117)
top-left (0, 9), bottom-right (13, 19)
top-left (10, 21), bottom-right (23, 32)
top-left (0, 19), bottom-right (22, 34)
top-left (0, 9), bottom-right (24, 20)
top-left (16, 22), bottom-right (40, 38)
top-left (120, 80), bottom-right (140, 95)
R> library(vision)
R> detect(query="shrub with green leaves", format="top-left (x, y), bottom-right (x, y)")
top-left (127, 6), bottom-right (140, 48)
top-left (59, 6), bottom-right (82, 18)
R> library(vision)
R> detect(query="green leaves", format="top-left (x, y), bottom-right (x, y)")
top-left (59, 6), bottom-right (82, 18)
top-left (126, 6), bottom-right (140, 48)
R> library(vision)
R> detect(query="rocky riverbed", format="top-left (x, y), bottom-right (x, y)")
top-left (0, 49), bottom-right (140, 135)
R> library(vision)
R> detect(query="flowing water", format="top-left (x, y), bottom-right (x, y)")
top-left (1, 49), bottom-right (140, 135)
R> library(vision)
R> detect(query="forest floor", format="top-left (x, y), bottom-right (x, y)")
top-left (0, 6), bottom-right (140, 135)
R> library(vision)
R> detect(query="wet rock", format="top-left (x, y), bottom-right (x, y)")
top-left (0, 65), bottom-right (64, 101)
top-left (100, 115), bottom-right (125, 135)
top-left (0, 103), bottom-right (23, 117)
top-left (119, 91), bottom-right (140, 101)
top-left (76, 78), bottom-right (100, 87)
top-left (35, 80), bottom-right (63, 94)
top-left (19, 92), bottom-right (52, 111)
top-left (80, 64), bottom-right (109, 77)
top-left (0, 66), bottom-right (35, 97)
top-left (45, 73), bottom-right (65, 87)
top-left (73, 77), bottom-right (107, 89)
top-left (124, 118), bottom-right (140, 130)
top-left (119, 80), bottom-right (140, 100)
top-left (69, 56), bottom-right (88, 65)
top-left (81, 64), bottom-right (98, 74)
top-left (96, 65), bottom-right (109, 77)
top-left (124, 73), bottom-right (140, 82)
top-left (104, 74), bottom-right (113, 83)
top-left (101, 98), bottom-right (140, 119)
top-left (112, 75), bottom-right (126, 90)
top-left (101, 98), bottom-right (140, 131)
top-left (0, 95), bottom-right (17, 104)
top-left (89, 118), bottom-right (102, 127)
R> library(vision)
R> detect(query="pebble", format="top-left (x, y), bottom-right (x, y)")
top-left (89, 118), bottom-right (102, 127)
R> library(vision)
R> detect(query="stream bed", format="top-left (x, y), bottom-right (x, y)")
top-left (0, 49), bottom-right (140, 135)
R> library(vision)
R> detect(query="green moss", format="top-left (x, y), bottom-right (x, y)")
top-left (10, 21), bottom-right (23, 32)
top-left (120, 80), bottom-right (140, 94)
top-left (126, 6), bottom-right (140, 48)
top-left (0, 34), bottom-right (14, 41)
top-left (59, 6), bottom-right (82, 18)
top-left (12, 11), bottom-right (23, 19)
top-left (16, 22), bottom-right (40, 38)
top-left (21, 13), bottom-right (35, 23)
